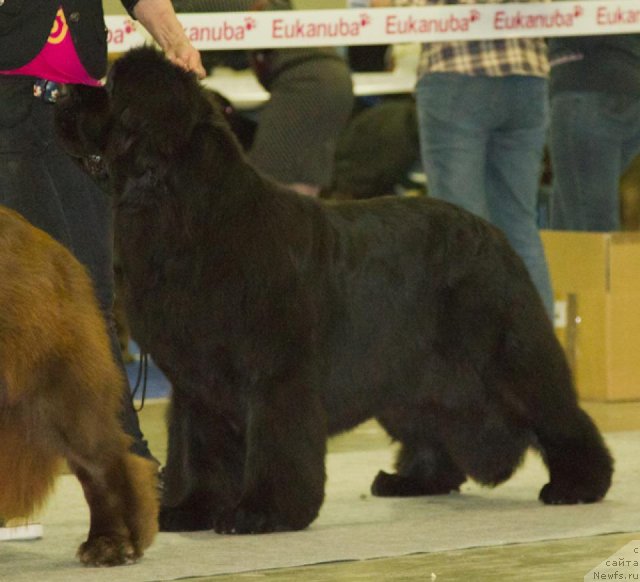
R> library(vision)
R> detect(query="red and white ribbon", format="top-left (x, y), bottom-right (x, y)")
top-left (106, 1), bottom-right (640, 53)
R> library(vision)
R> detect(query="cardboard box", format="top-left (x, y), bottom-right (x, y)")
top-left (541, 230), bottom-right (640, 401)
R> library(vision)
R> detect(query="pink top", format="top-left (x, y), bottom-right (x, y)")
top-left (0, 8), bottom-right (101, 86)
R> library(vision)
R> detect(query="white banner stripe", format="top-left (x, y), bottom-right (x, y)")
top-left (106, 2), bottom-right (640, 53)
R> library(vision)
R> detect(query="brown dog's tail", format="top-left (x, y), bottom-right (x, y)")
top-left (0, 407), bottom-right (60, 519)
top-left (121, 453), bottom-right (160, 554)
top-left (0, 346), bottom-right (61, 518)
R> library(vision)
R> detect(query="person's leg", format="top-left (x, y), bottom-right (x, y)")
top-left (249, 50), bottom-right (354, 194)
top-left (415, 73), bottom-right (491, 218)
top-left (486, 76), bottom-right (554, 317)
top-left (0, 89), bottom-right (153, 460)
top-left (549, 92), bottom-right (638, 232)
top-left (618, 96), bottom-right (640, 184)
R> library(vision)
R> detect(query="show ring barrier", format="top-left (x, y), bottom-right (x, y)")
top-left (105, 3), bottom-right (640, 108)
top-left (105, 1), bottom-right (640, 53)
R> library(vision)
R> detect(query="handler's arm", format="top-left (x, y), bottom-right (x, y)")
top-left (123, 0), bottom-right (206, 78)
top-left (172, 0), bottom-right (290, 11)
top-left (370, 1), bottom-right (433, 6)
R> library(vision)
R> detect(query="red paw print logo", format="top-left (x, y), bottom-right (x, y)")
top-left (124, 19), bottom-right (135, 34)
top-left (360, 12), bottom-right (371, 26)
top-left (470, 10), bottom-right (480, 22)
top-left (574, 5), bottom-right (583, 17)
top-left (245, 17), bottom-right (257, 31)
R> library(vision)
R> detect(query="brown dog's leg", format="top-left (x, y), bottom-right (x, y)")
top-left (71, 452), bottom-right (158, 566)
top-left (0, 364), bottom-right (158, 566)
top-left (50, 349), bottom-right (158, 566)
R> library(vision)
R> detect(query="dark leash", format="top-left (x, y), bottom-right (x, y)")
top-left (37, 78), bottom-right (150, 411)
top-left (130, 351), bottom-right (149, 411)
top-left (33, 78), bottom-right (64, 103)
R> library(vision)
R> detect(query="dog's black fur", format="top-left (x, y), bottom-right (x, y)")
top-left (56, 47), bottom-right (613, 535)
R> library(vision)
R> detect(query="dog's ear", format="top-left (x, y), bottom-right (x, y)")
top-left (55, 85), bottom-right (111, 157)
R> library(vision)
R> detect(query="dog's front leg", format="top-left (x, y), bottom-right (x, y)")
top-left (215, 374), bottom-right (327, 534)
top-left (160, 390), bottom-right (245, 532)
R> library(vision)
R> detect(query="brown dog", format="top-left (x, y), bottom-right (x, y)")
top-left (0, 206), bottom-right (158, 565)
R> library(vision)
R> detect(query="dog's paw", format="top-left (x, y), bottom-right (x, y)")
top-left (77, 535), bottom-right (139, 567)
top-left (539, 482), bottom-right (606, 505)
top-left (159, 505), bottom-right (216, 532)
top-left (371, 470), bottom-right (464, 497)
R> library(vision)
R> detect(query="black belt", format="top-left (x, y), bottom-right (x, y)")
top-left (33, 79), bottom-right (62, 104)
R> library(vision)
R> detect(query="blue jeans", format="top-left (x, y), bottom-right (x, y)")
top-left (416, 73), bottom-right (553, 318)
top-left (0, 77), bottom-right (152, 459)
top-left (549, 91), bottom-right (640, 232)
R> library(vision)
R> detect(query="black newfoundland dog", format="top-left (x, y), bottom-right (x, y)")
top-left (56, 47), bottom-right (613, 535)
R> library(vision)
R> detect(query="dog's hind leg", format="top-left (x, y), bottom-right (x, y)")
top-left (435, 397), bottom-right (532, 488)
top-left (371, 409), bottom-right (467, 497)
top-left (488, 304), bottom-right (613, 504)
top-left (215, 370), bottom-right (327, 534)
top-left (70, 451), bottom-right (159, 566)
top-left (159, 389), bottom-right (245, 532)
top-left (536, 406), bottom-right (613, 504)
top-left (510, 341), bottom-right (613, 504)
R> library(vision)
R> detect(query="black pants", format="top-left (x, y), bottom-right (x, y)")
top-left (0, 76), bottom-right (153, 460)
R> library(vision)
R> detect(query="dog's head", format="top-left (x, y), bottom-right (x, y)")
top-left (105, 46), bottom-right (211, 157)
top-left (56, 47), bottom-right (220, 184)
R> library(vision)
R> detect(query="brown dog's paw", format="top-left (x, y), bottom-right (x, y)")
top-left (77, 535), bottom-right (140, 567)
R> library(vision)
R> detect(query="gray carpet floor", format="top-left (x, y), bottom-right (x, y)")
top-left (1, 431), bottom-right (638, 581)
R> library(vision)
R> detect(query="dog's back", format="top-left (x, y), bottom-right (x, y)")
top-left (0, 207), bottom-right (104, 404)
top-left (317, 195), bottom-right (540, 428)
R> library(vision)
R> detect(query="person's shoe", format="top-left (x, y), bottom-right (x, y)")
top-left (0, 518), bottom-right (43, 541)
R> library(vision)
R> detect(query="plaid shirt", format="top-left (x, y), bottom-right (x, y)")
top-left (394, 0), bottom-right (549, 78)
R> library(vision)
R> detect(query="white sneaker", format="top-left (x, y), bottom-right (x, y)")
top-left (0, 518), bottom-right (43, 541)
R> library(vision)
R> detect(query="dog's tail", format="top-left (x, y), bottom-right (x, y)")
top-left (0, 404), bottom-right (61, 519)
top-left (0, 306), bottom-right (64, 518)
top-left (120, 453), bottom-right (160, 554)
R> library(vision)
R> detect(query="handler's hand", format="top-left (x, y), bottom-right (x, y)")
top-left (133, 0), bottom-right (207, 79)
top-left (164, 40), bottom-right (207, 79)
